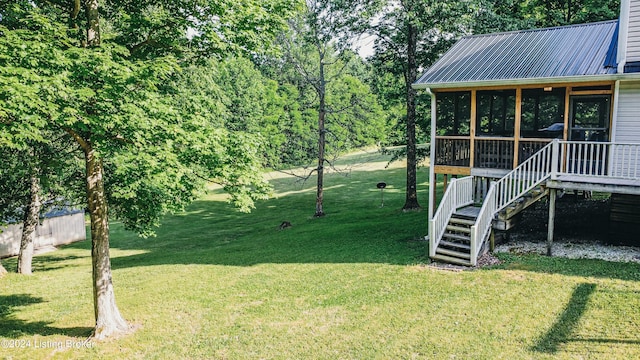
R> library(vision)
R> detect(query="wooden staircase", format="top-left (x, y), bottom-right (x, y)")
top-left (494, 185), bottom-right (549, 230)
top-left (429, 141), bottom-right (556, 266)
top-left (431, 185), bottom-right (548, 265)
top-left (432, 212), bottom-right (475, 265)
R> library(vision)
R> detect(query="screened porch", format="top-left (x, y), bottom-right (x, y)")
top-left (433, 84), bottom-right (613, 175)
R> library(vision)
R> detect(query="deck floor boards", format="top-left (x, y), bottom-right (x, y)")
top-left (455, 206), bottom-right (480, 218)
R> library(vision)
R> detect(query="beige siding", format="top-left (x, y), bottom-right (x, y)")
top-left (612, 81), bottom-right (640, 177)
top-left (628, 2), bottom-right (640, 61)
top-left (0, 212), bottom-right (86, 258)
top-left (615, 81), bottom-right (640, 143)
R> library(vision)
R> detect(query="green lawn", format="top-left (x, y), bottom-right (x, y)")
top-left (1, 150), bottom-right (640, 359)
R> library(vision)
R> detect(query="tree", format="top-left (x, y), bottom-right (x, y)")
top-left (521, 0), bottom-right (619, 27)
top-left (0, 0), bottom-right (293, 339)
top-left (0, 140), bottom-right (81, 275)
top-left (282, 0), bottom-right (383, 217)
top-left (369, 0), bottom-right (475, 211)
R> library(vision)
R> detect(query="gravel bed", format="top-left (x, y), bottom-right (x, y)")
top-left (495, 239), bottom-right (640, 264)
top-left (494, 194), bottom-right (640, 264)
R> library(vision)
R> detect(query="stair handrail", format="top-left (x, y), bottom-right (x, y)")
top-left (469, 140), bottom-right (558, 265)
top-left (429, 176), bottom-right (474, 257)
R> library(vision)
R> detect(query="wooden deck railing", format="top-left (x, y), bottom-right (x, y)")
top-left (519, 139), bottom-right (553, 165)
top-left (435, 137), bottom-right (553, 170)
top-left (554, 141), bottom-right (640, 180)
top-left (429, 176), bottom-right (474, 258)
top-left (474, 138), bottom-right (514, 169)
top-left (434, 136), bottom-right (471, 167)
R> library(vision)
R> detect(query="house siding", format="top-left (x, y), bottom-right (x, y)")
top-left (612, 81), bottom-right (640, 177)
top-left (615, 81), bottom-right (640, 143)
top-left (0, 211), bottom-right (86, 258)
top-left (627, 1), bottom-right (640, 61)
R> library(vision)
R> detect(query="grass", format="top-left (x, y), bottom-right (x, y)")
top-left (1, 150), bottom-right (640, 359)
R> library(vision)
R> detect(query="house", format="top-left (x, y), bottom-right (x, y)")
top-left (413, 0), bottom-right (640, 266)
top-left (0, 209), bottom-right (86, 258)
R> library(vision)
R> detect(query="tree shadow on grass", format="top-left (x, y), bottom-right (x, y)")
top-left (1, 254), bottom-right (87, 274)
top-left (532, 283), bottom-right (597, 353)
top-left (531, 283), bottom-right (640, 354)
top-left (0, 294), bottom-right (92, 338)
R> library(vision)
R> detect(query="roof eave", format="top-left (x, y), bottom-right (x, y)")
top-left (412, 73), bottom-right (639, 91)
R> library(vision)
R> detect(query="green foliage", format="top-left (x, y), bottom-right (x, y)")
top-left (0, 3), bottom-right (278, 236)
top-left (521, 0), bottom-right (620, 27)
top-left (325, 74), bottom-right (386, 150)
top-left (102, 0), bottom-right (301, 60)
top-left (267, 12), bottom-right (388, 167)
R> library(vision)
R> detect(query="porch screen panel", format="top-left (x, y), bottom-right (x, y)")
top-left (436, 92), bottom-right (471, 136)
top-left (521, 88), bottom-right (565, 138)
top-left (476, 90), bottom-right (516, 137)
top-left (435, 92), bottom-right (471, 167)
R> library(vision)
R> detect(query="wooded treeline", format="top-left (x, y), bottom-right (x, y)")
top-left (0, 0), bottom-right (619, 338)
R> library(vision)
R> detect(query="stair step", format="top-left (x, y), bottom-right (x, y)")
top-left (449, 217), bottom-right (475, 226)
top-left (442, 233), bottom-right (471, 242)
top-left (436, 247), bottom-right (471, 259)
top-left (431, 254), bottom-right (472, 266)
top-left (440, 239), bottom-right (471, 250)
top-left (446, 225), bottom-right (471, 234)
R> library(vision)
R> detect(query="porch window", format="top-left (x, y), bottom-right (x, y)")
top-left (476, 90), bottom-right (516, 136)
top-left (521, 88), bottom-right (566, 138)
top-left (436, 91), bottom-right (471, 135)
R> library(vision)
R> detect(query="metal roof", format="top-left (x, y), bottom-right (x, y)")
top-left (414, 20), bottom-right (619, 89)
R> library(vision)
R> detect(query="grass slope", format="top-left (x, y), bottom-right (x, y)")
top-left (1, 150), bottom-right (640, 359)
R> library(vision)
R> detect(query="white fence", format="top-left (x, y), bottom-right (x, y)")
top-left (0, 211), bottom-right (86, 258)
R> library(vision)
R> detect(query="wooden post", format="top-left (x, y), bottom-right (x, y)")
top-left (547, 188), bottom-right (557, 256)
top-left (470, 90), bottom-right (477, 168)
top-left (443, 174), bottom-right (448, 191)
top-left (489, 231), bottom-right (495, 252)
top-left (513, 88), bottom-right (522, 168)
top-left (428, 90), bottom-right (437, 222)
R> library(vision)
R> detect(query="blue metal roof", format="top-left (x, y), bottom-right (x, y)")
top-left (415, 20), bottom-right (619, 89)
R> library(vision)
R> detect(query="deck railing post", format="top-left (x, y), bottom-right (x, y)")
top-left (470, 225), bottom-right (477, 266)
top-left (551, 139), bottom-right (559, 179)
top-left (429, 219), bottom-right (436, 257)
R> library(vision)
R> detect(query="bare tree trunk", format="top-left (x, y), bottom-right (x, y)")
top-left (315, 54), bottom-right (327, 217)
top-left (17, 173), bottom-right (41, 275)
top-left (85, 145), bottom-right (129, 339)
top-left (402, 21), bottom-right (421, 211)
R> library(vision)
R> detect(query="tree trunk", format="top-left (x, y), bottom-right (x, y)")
top-left (315, 55), bottom-right (327, 217)
top-left (85, 145), bottom-right (129, 339)
top-left (78, 1), bottom-right (128, 340)
top-left (402, 21), bottom-right (421, 211)
top-left (85, 0), bottom-right (101, 46)
top-left (0, 261), bottom-right (7, 277)
top-left (17, 173), bottom-right (41, 275)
